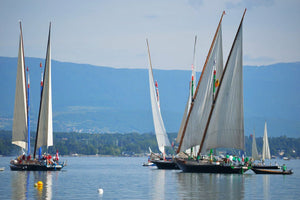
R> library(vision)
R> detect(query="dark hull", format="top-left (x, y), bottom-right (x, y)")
top-left (151, 160), bottom-right (179, 170)
top-left (10, 160), bottom-right (64, 171)
top-left (176, 159), bottom-right (248, 174)
top-left (252, 165), bottom-right (280, 169)
top-left (252, 168), bottom-right (293, 175)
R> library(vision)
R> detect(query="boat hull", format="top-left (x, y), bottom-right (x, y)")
top-left (10, 160), bottom-right (64, 171)
top-left (151, 160), bottom-right (180, 170)
top-left (176, 159), bottom-right (248, 174)
top-left (252, 165), bottom-right (280, 170)
top-left (252, 168), bottom-right (293, 175)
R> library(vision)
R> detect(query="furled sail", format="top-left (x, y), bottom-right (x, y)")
top-left (262, 121), bottom-right (271, 160)
top-left (251, 130), bottom-right (260, 160)
top-left (35, 23), bottom-right (53, 153)
top-left (178, 15), bottom-right (224, 153)
top-left (146, 39), bottom-right (171, 153)
top-left (12, 22), bottom-right (28, 150)
top-left (203, 14), bottom-right (244, 152)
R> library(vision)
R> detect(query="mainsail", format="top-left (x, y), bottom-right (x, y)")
top-left (146, 39), bottom-right (171, 154)
top-left (203, 13), bottom-right (245, 152)
top-left (34, 23), bottom-right (53, 157)
top-left (177, 12), bottom-right (224, 153)
top-left (12, 22), bottom-right (28, 150)
top-left (251, 130), bottom-right (260, 160)
top-left (262, 121), bottom-right (271, 160)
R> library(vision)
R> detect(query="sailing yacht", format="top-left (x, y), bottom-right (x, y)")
top-left (176, 10), bottom-right (249, 174)
top-left (146, 39), bottom-right (179, 169)
top-left (10, 22), bottom-right (65, 171)
top-left (252, 121), bottom-right (280, 170)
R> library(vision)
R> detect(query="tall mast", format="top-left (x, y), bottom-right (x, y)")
top-left (196, 9), bottom-right (247, 156)
top-left (177, 11), bottom-right (225, 154)
top-left (38, 62), bottom-right (43, 159)
top-left (146, 39), bottom-right (154, 80)
top-left (191, 35), bottom-right (197, 100)
top-left (27, 66), bottom-right (30, 155)
top-left (34, 22), bottom-right (52, 158)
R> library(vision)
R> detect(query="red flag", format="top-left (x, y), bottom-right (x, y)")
top-left (56, 150), bottom-right (59, 161)
top-left (155, 80), bottom-right (158, 88)
top-left (40, 62), bottom-right (42, 68)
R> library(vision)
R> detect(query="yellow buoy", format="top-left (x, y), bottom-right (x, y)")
top-left (37, 181), bottom-right (43, 186)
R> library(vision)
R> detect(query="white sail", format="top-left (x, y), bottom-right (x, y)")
top-left (179, 22), bottom-right (223, 152)
top-left (12, 22), bottom-right (28, 150)
top-left (203, 20), bottom-right (244, 152)
top-left (36, 23), bottom-right (53, 150)
top-left (176, 95), bottom-right (190, 143)
top-left (251, 130), bottom-right (260, 160)
top-left (262, 121), bottom-right (271, 160)
top-left (147, 39), bottom-right (170, 153)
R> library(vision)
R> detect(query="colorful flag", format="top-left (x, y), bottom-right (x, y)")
top-left (215, 79), bottom-right (219, 88)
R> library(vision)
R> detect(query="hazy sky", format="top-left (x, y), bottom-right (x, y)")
top-left (0, 0), bottom-right (299, 70)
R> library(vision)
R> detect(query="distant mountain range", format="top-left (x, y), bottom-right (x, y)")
top-left (0, 56), bottom-right (299, 137)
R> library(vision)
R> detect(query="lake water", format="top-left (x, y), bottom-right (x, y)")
top-left (0, 156), bottom-right (299, 199)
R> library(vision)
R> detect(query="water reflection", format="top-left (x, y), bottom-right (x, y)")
top-left (11, 171), bottom-right (54, 200)
top-left (263, 175), bottom-right (270, 200)
top-left (176, 173), bottom-right (245, 200)
top-left (152, 169), bottom-right (166, 200)
top-left (11, 171), bottom-right (27, 199)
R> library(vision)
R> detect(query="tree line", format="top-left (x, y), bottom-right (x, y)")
top-left (0, 130), bottom-right (299, 158)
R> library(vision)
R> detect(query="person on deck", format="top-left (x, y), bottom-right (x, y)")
top-left (282, 164), bottom-right (287, 172)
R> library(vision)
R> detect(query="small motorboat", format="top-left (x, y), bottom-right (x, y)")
top-left (252, 164), bottom-right (280, 170)
top-left (142, 162), bottom-right (155, 167)
top-left (252, 168), bottom-right (293, 175)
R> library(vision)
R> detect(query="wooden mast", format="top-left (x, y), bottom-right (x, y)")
top-left (146, 39), bottom-right (155, 80)
top-left (196, 8), bottom-right (247, 157)
top-left (177, 11), bottom-right (226, 154)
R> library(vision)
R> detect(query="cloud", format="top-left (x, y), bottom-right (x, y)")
top-left (188, 0), bottom-right (204, 7)
top-left (244, 55), bottom-right (276, 66)
top-left (226, 0), bottom-right (275, 10)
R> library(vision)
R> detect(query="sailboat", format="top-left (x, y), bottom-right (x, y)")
top-left (251, 122), bottom-right (292, 174)
top-left (251, 129), bottom-right (260, 161)
top-left (146, 39), bottom-right (178, 169)
top-left (10, 22), bottom-right (65, 171)
top-left (252, 121), bottom-right (280, 170)
top-left (176, 10), bottom-right (249, 174)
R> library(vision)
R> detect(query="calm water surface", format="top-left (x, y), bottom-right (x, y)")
top-left (0, 156), bottom-right (299, 199)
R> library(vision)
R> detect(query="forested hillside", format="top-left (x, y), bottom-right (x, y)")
top-left (1, 130), bottom-right (299, 158)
